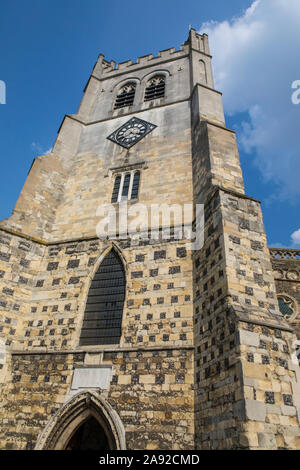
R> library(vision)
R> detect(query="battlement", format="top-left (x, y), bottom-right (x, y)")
top-left (93, 30), bottom-right (209, 78)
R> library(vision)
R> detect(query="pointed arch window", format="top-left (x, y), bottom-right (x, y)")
top-left (144, 75), bottom-right (165, 101)
top-left (114, 83), bottom-right (136, 109)
top-left (80, 250), bottom-right (126, 346)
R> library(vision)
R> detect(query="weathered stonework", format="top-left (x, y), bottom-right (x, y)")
top-left (0, 29), bottom-right (299, 450)
top-left (270, 249), bottom-right (300, 339)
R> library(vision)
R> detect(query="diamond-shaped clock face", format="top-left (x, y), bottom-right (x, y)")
top-left (107, 117), bottom-right (157, 149)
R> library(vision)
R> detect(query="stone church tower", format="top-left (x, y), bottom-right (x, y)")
top-left (0, 30), bottom-right (299, 450)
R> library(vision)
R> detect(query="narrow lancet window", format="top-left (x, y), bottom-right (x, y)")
top-left (130, 171), bottom-right (140, 200)
top-left (121, 174), bottom-right (131, 200)
top-left (111, 175), bottom-right (121, 203)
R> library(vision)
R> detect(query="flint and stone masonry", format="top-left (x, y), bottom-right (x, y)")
top-left (0, 30), bottom-right (299, 450)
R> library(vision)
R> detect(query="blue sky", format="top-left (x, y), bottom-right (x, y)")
top-left (0, 0), bottom-right (299, 247)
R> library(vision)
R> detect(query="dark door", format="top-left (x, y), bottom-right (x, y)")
top-left (65, 417), bottom-right (110, 450)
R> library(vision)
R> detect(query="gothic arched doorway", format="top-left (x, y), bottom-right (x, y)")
top-left (65, 417), bottom-right (109, 450)
top-left (35, 391), bottom-right (126, 450)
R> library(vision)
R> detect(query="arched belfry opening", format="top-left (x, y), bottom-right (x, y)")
top-left (80, 249), bottom-right (126, 346)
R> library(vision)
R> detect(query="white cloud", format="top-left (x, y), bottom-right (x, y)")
top-left (291, 229), bottom-right (300, 247)
top-left (200, 0), bottom-right (300, 202)
top-left (31, 142), bottom-right (52, 155)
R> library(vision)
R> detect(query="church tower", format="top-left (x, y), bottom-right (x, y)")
top-left (0, 30), bottom-right (299, 450)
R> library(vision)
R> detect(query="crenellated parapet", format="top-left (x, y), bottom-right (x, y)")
top-left (93, 45), bottom-right (189, 79)
top-left (93, 30), bottom-right (209, 79)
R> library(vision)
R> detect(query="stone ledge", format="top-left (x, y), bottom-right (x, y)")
top-left (11, 344), bottom-right (195, 357)
top-left (230, 304), bottom-right (293, 333)
top-left (236, 313), bottom-right (293, 333)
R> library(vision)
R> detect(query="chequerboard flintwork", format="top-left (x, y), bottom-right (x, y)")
top-left (0, 29), bottom-right (299, 450)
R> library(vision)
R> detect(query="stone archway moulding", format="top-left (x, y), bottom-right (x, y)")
top-left (34, 390), bottom-right (126, 450)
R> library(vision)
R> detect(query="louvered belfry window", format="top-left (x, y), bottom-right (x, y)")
top-left (79, 250), bottom-right (126, 346)
top-left (144, 75), bottom-right (165, 101)
top-left (114, 83), bottom-right (136, 109)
